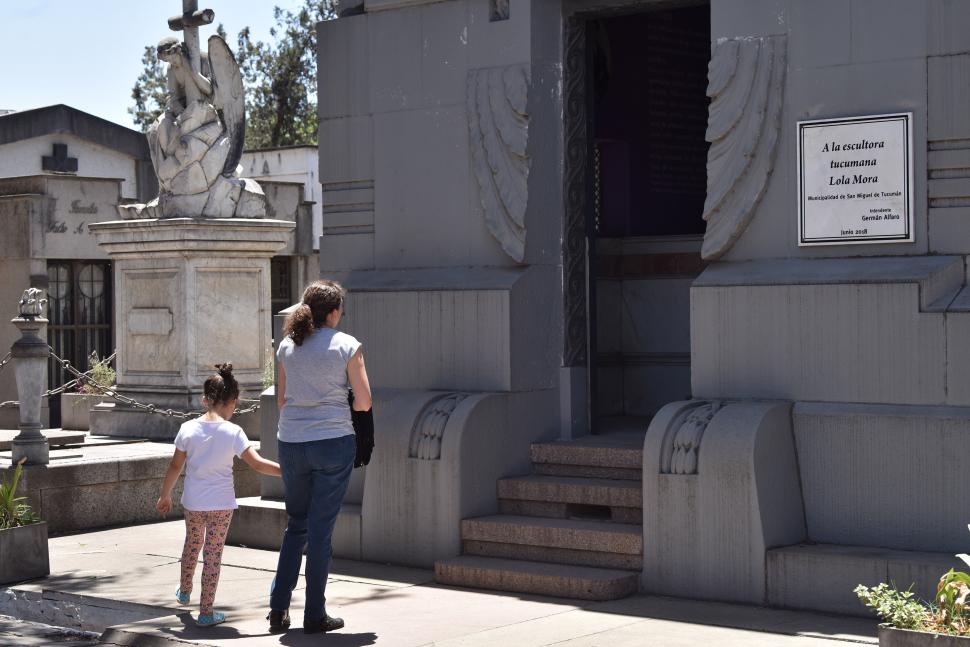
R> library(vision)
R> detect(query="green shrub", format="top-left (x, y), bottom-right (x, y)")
top-left (856, 526), bottom-right (970, 636)
top-left (78, 351), bottom-right (115, 395)
top-left (854, 583), bottom-right (928, 631)
top-left (0, 459), bottom-right (39, 529)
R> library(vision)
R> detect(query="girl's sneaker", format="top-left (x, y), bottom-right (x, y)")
top-left (175, 588), bottom-right (190, 605)
top-left (196, 611), bottom-right (226, 627)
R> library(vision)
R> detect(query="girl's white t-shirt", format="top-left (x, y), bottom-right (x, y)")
top-left (174, 418), bottom-right (250, 511)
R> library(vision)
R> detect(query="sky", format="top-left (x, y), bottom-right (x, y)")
top-left (0, 0), bottom-right (306, 130)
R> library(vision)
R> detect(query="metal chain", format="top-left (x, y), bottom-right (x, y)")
top-left (0, 352), bottom-right (21, 407)
top-left (46, 347), bottom-right (259, 419)
top-left (0, 350), bottom-right (118, 409)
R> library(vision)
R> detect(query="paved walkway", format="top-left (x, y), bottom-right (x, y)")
top-left (7, 521), bottom-right (878, 646)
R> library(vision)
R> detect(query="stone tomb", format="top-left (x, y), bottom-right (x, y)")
top-left (89, 217), bottom-right (293, 439)
top-left (307, 0), bottom-right (970, 619)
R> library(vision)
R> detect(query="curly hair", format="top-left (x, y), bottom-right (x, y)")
top-left (283, 280), bottom-right (346, 346)
top-left (203, 363), bottom-right (240, 407)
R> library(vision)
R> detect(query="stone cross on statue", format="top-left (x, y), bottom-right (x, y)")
top-left (167, 0), bottom-right (214, 75)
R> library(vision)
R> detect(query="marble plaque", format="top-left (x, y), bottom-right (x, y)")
top-left (797, 113), bottom-right (914, 246)
top-left (195, 268), bottom-right (263, 372)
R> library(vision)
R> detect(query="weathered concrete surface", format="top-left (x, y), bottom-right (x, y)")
top-left (0, 429), bottom-right (85, 451)
top-left (3, 438), bottom-right (259, 534)
top-left (15, 521), bottom-right (878, 646)
top-left (0, 615), bottom-right (99, 647)
top-left (228, 497), bottom-right (362, 560)
top-left (89, 217), bottom-right (292, 439)
top-left (642, 400), bottom-right (805, 605)
top-left (691, 257), bottom-right (964, 405)
top-left (360, 388), bottom-right (558, 568)
top-left (768, 543), bottom-right (963, 617)
top-left (0, 522), bottom-right (49, 584)
top-left (794, 402), bottom-right (970, 553)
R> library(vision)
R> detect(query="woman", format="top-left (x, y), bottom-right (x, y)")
top-left (267, 280), bottom-right (372, 635)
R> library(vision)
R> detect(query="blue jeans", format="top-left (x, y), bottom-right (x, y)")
top-left (269, 434), bottom-right (355, 622)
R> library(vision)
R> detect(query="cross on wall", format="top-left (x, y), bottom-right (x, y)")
top-left (42, 143), bottom-right (78, 173)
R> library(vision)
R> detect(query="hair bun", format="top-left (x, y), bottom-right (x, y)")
top-left (215, 362), bottom-right (233, 378)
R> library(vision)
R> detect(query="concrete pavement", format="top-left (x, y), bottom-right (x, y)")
top-left (4, 521), bottom-right (879, 646)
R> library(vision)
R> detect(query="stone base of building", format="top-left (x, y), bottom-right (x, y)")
top-left (637, 256), bottom-right (970, 616)
top-left (89, 386), bottom-right (262, 441)
top-left (15, 442), bottom-right (259, 535)
top-left (248, 385), bottom-right (558, 570)
top-left (229, 497), bottom-right (362, 559)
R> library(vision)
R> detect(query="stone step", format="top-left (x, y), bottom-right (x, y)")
top-left (530, 436), bottom-right (643, 471)
top-left (767, 543), bottom-right (964, 617)
top-left (497, 474), bottom-right (642, 510)
top-left (461, 514), bottom-right (642, 555)
top-left (227, 496), bottom-right (362, 559)
top-left (463, 539), bottom-right (642, 570)
top-left (498, 498), bottom-right (641, 524)
top-left (434, 556), bottom-right (639, 601)
top-left (533, 462), bottom-right (642, 481)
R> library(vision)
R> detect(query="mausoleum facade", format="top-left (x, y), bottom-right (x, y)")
top-left (309, 0), bottom-right (970, 614)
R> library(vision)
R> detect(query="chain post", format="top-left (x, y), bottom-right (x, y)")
top-left (11, 289), bottom-right (49, 465)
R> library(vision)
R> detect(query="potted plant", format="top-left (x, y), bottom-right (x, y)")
top-left (0, 458), bottom-right (49, 583)
top-left (60, 351), bottom-right (115, 431)
top-left (856, 529), bottom-right (970, 645)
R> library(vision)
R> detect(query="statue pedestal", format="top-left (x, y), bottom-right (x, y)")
top-left (88, 217), bottom-right (294, 439)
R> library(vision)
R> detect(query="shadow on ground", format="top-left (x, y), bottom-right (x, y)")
top-left (279, 631), bottom-right (378, 646)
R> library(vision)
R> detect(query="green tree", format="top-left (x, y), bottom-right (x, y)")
top-left (128, 2), bottom-right (335, 148)
top-left (128, 44), bottom-right (168, 131)
top-left (238, 1), bottom-right (336, 148)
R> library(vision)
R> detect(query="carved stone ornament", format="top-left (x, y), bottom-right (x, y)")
top-left (408, 393), bottom-right (468, 460)
top-left (660, 401), bottom-right (722, 475)
top-left (119, 0), bottom-right (266, 220)
top-left (701, 35), bottom-right (787, 260)
top-left (467, 64), bottom-right (531, 263)
top-left (18, 288), bottom-right (47, 318)
top-left (562, 17), bottom-right (589, 368)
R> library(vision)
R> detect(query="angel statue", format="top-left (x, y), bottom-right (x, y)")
top-left (119, 2), bottom-right (265, 220)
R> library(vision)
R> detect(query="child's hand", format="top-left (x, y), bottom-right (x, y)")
top-left (156, 496), bottom-right (173, 517)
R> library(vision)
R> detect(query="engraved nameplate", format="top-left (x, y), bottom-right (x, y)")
top-left (128, 308), bottom-right (174, 336)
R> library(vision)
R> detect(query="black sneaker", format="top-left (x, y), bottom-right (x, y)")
top-left (303, 614), bottom-right (344, 634)
top-left (267, 608), bottom-right (290, 633)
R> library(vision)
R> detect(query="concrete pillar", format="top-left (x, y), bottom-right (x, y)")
top-left (11, 289), bottom-right (49, 465)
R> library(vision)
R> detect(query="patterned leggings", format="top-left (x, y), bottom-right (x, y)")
top-left (180, 509), bottom-right (234, 615)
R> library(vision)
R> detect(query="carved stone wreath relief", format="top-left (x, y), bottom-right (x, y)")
top-left (702, 35), bottom-right (788, 260)
top-left (467, 64), bottom-right (531, 264)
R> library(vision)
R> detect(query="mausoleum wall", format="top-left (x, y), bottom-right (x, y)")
top-left (713, 0), bottom-right (970, 260)
top-left (654, 2), bottom-right (970, 614)
top-left (0, 134), bottom-right (139, 201)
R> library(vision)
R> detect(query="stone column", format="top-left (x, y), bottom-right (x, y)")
top-left (11, 289), bottom-right (49, 465)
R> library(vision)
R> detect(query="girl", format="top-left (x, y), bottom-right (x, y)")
top-left (156, 363), bottom-right (281, 627)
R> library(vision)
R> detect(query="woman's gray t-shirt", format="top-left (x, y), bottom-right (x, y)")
top-left (276, 328), bottom-right (361, 443)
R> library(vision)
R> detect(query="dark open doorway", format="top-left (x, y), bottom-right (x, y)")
top-left (584, 3), bottom-right (711, 433)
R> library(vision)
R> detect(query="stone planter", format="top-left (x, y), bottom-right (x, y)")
top-left (61, 392), bottom-right (105, 431)
top-left (0, 522), bottom-right (50, 584)
top-left (880, 625), bottom-right (970, 646)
